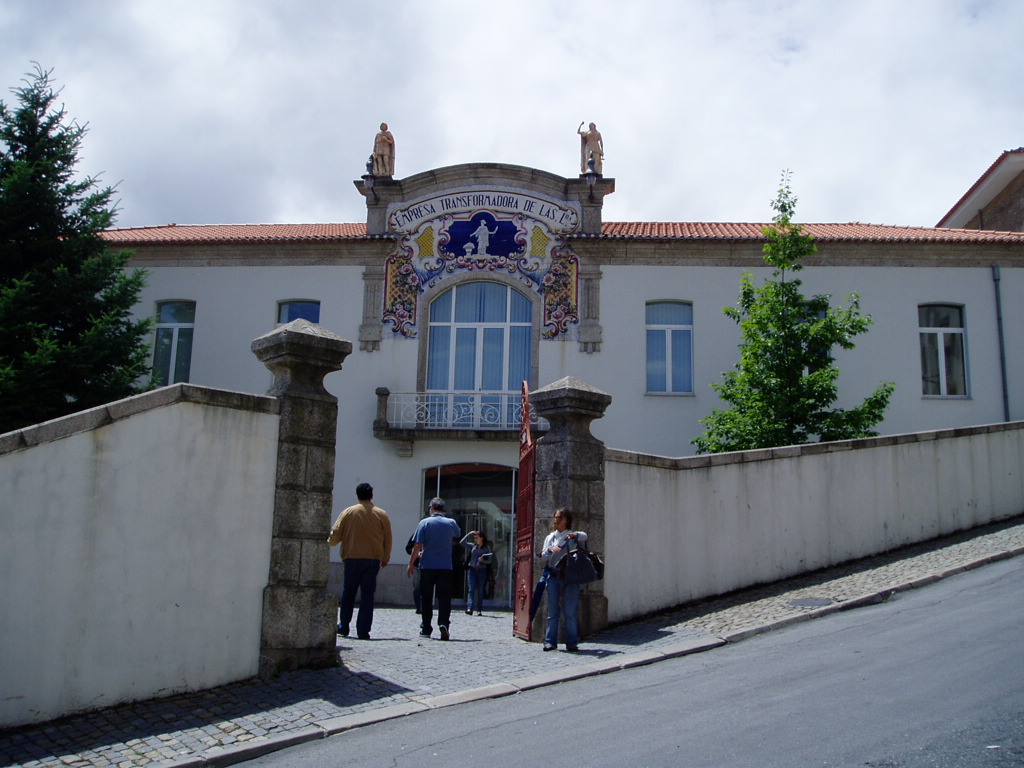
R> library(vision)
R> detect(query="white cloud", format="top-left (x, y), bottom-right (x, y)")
top-left (2, 0), bottom-right (1021, 228)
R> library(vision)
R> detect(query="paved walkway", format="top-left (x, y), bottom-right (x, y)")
top-left (4, 516), bottom-right (1024, 768)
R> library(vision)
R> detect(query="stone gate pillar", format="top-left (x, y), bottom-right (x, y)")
top-left (251, 319), bottom-right (352, 676)
top-left (530, 376), bottom-right (611, 640)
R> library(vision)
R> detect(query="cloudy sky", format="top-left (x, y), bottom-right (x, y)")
top-left (2, 0), bottom-right (1021, 230)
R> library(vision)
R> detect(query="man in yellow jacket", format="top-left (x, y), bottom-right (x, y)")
top-left (328, 483), bottom-right (393, 639)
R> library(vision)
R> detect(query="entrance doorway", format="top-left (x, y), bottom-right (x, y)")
top-left (423, 463), bottom-right (517, 608)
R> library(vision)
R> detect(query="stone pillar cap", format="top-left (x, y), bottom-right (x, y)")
top-left (251, 319), bottom-right (353, 369)
top-left (531, 376), bottom-right (612, 417)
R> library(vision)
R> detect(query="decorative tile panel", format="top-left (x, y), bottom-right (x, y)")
top-left (383, 189), bottom-right (581, 339)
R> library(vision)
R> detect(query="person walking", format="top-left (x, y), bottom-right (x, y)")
top-left (460, 530), bottom-right (493, 615)
top-left (328, 482), bottom-right (393, 640)
top-left (540, 507), bottom-right (588, 652)
top-left (405, 532), bottom-right (423, 613)
top-left (407, 497), bottom-right (461, 640)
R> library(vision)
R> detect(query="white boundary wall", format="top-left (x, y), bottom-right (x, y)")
top-left (604, 422), bottom-right (1024, 624)
top-left (0, 386), bottom-right (280, 728)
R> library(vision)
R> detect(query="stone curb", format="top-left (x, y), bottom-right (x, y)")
top-left (157, 544), bottom-right (1024, 768)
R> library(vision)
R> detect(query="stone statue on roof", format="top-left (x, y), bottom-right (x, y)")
top-left (372, 122), bottom-right (395, 177)
top-left (578, 121), bottom-right (604, 175)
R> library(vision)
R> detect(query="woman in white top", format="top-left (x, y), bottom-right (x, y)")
top-left (540, 507), bottom-right (588, 652)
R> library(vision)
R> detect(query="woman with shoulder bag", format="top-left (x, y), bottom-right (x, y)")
top-left (540, 507), bottom-right (587, 652)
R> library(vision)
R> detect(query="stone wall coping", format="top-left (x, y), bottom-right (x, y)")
top-left (0, 384), bottom-right (279, 457)
top-left (605, 420), bottom-right (1024, 470)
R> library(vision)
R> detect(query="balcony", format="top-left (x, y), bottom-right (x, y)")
top-left (374, 388), bottom-right (547, 444)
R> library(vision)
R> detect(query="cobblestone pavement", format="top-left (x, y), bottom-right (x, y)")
top-left (4, 517), bottom-right (1024, 768)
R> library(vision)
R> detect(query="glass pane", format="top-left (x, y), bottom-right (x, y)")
top-left (158, 301), bottom-right (195, 324)
top-left (454, 282), bottom-right (509, 323)
top-left (944, 333), bottom-right (966, 395)
top-left (481, 328), bottom-right (504, 390)
top-left (454, 283), bottom-right (485, 323)
top-left (918, 305), bottom-right (962, 329)
top-left (920, 333), bottom-right (940, 395)
top-left (173, 328), bottom-right (193, 383)
top-left (480, 283), bottom-right (507, 322)
top-left (454, 327), bottom-right (477, 390)
top-left (426, 327), bottom-right (450, 390)
top-left (152, 328), bottom-right (173, 386)
top-left (430, 290), bottom-right (453, 322)
top-left (507, 326), bottom-right (531, 389)
top-left (671, 329), bottom-right (693, 392)
top-left (278, 301), bottom-right (320, 323)
top-left (647, 302), bottom-right (692, 326)
top-left (510, 289), bottom-right (531, 323)
top-left (646, 329), bottom-right (667, 392)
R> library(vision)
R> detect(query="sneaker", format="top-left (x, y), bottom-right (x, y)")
top-left (419, 629), bottom-right (432, 638)
top-left (543, 644), bottom-right (555, 651)
top-left (465, 609), bottom-right (472, 615)
top-left (337, 625), bottom-right (349, 637)
top-left (476, 612), bottom-right (483, 616)
top-left (439, 625), bottom-right (450, 641)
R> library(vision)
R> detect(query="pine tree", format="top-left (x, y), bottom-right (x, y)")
top-left (0, 65), bottom-right (151, 433)
top-left (692, 173), bottom-right (894, 454)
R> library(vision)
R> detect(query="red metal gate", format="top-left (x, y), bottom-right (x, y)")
top-left (513, 382), bottom-right (537, 640)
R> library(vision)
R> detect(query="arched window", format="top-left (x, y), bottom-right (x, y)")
top-left (152, 300), bottom-right (195, 386)
top-left (425, 281), bottom-right (533, 428)
top-left (646, 301), bottom-right (693, 394)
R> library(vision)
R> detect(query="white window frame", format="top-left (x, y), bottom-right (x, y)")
top-left (152, 300), bottom-right (196, 387)
top-left (919, 303), bottom-right (969, 398)
top-left (421, 280), bottom-right (535, 429)
top-left (645, 301), bottom-right (694, 395)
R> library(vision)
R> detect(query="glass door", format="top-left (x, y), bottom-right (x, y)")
top-left (423, 463), bottom-right (517, 608)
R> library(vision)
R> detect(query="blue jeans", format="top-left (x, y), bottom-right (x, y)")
top-left (544, 570), bottom-right (580, 648)
top-left (339, 558), bottom-right (380, 638)
top-left (467, 567), bottom-right (486, 612)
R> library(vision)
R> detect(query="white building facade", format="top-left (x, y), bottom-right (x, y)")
top-left (106, 161), bottom-right (1024, 606)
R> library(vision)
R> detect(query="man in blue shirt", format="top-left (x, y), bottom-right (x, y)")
top-left (407, 497), bottom-right (461, 640)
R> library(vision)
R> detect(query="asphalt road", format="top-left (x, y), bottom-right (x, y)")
top-left (245, 557), bottom-right (1024, 768)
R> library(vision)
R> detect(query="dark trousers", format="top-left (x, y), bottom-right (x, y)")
top-left (412, 567), bottom-right (422, 612)
top-left (419, 568), bottom-right (453, 634)
top-left (339, 558), bottom-right (380, 638)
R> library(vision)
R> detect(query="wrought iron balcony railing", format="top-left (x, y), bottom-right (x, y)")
top-left (374, 389), bottom-right (546, 437)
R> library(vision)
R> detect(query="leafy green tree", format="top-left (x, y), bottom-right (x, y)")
top-left (0, 65), bottom-right (151, 433)
top-left (693, 173), bottom-right (894, 454)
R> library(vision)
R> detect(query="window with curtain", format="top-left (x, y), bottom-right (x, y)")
top-left (152, 300), bottom-right (196, 386)
top-left (646, 301), bottom-right (693, 394)
top-left (277, 300), bottom-right (320, 324)
top-left (426, 282), bottom-right (532, 428)
top-left (919, 304), bottom-right (967, 397)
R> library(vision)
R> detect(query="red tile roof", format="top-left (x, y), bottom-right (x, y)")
top-left (102, 220), bottom-right (1024, 245)
top-left (102, 223), bottom-right (370, 244)
top-left (597, 221), bottom-right (1024, 243)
